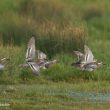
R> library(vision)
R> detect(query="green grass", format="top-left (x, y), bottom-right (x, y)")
top-left (0, 83), bottom-right (110, 110)
top-left (0, 45), bottom-right (109, 84)
top-left (0, 0), bottom-right (86, 52)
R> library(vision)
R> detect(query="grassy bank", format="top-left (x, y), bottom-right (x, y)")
top-left (0, 83), bottom-right (110, 110)
top-left (0, 44), bottom-right (109, 84)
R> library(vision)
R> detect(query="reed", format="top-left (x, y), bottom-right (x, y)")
top-left (0, 0), bottom-right (86, 56)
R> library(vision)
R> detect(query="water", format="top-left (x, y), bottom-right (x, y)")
top-left (48, 91), bottom-right (110, 102)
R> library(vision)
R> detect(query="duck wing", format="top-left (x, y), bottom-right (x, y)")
top-left (74, 51), bottom-right (84, 61)
top-left (26, 37), bottom-right (36, 62)
top-left (37, 50), bottom-right (47, 61)
top-left (83, 45), bottom-right (94, 64)
top-left (27, 62), bottom-right (40, 75)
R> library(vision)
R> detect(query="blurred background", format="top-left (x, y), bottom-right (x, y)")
top-left (0, 0), bottom-right (109, 56)
top-left (0, 0), bottom-right (110, 83)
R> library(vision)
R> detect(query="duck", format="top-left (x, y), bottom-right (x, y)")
top-left (72, 45), bottom-right (102, 71)
top-left (20, 36), bottom-right (57, 74)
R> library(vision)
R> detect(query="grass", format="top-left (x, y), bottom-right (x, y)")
top-left (0, 0), bottom-right (110, 109)
top-left (0, 83), bottom-right (110, 110)
top-left (0, 45), bottom-right (109, 85)
top-left (0, 0), bottom-right (86, 50)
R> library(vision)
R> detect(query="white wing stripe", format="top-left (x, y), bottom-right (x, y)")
top-left (29, 63), bottom-right (38, 72)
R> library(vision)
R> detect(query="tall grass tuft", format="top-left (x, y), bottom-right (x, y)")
top-left (0, 0), bottom-right (87, 56)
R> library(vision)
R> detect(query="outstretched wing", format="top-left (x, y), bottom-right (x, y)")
top-left (26, 37), bottom-right (36, 62)
top-left (27, 62), bottom-right (40, 75)
top-left (74, 51), bottom-right (84, 61)
top-left (37, 50), bottom-right (47, 61)
top-left (83, 45), bottom-right (94, 64)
